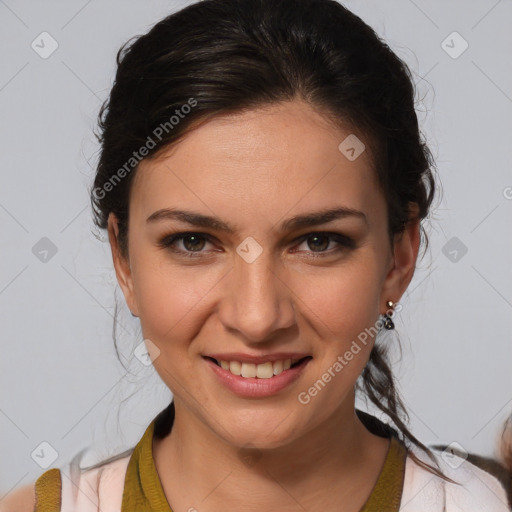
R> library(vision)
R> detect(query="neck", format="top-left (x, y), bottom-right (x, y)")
top-left (153, 395), bottom-right (390, 512)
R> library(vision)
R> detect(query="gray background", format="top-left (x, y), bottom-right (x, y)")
top-left (1, 0), bottom-right (511, 498)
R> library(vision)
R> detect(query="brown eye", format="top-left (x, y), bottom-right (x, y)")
top-left (181, 234), bottom-right (206, 252)
top-left (158, 232), bottom-right (215, 257)
top-left (294, 232), bottom-right (356, 256)
top-left (306, 234), bottom-right (330, 252)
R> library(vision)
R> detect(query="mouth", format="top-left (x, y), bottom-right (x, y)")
top-left (203, 355), bottom-right (312, 398)
top-left (204, 356), bottom-right (312, 379)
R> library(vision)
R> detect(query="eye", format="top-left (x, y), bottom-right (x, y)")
top-left (293, 232), bottom-right (356, 256)
top-left (158, 232), bottom-right (216, 257)
top-left (158, 231), bottom-right (355, 258)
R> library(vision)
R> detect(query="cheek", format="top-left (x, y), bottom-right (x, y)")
top-left (137, 283), bottom-right (205, 344)
top-left (293, 257), bottom-right (382, 342)
top-left (133, 251), bottom-right (383, 343)
top-left (293, 262), bottom-right (383, 415)
top-left (130, 249), bottom-right (225, 348)
top-left (131, 264), bottom-right (206, 385)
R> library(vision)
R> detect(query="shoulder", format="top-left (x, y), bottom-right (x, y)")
top-left (441, 454), bottom-right (510, 512)
top-left (1, 450), bottom-right (133, 512)
top-left (0, 481), bottom-right (37, 512)
top-left (0, 467), bottom-right (62, 512)
top-left (401, 446), bottom-right (510, 512)
top-left (59, 451), bottom-right (132, 510)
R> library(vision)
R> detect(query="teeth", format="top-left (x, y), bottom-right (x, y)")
top-left (216, 358), bottom-right (303, 379)
top-left (273, 360), bottom-right (284, 376)
top-left (229, 361), bottom-right (241, 376)
top-left (256, 362), bottom-right (273, 379)
top-left (241, 362), bottom-right (257, 378)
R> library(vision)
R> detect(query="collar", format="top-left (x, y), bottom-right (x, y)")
top-left (121, 418), bottom-right (407, 511)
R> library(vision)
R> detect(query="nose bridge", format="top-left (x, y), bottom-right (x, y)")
top-left (220, 247), bottom-right (295, 342)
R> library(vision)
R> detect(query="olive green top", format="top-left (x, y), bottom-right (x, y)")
top-left (35, 419), bottom-right (407, 511)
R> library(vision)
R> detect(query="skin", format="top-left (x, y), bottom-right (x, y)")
top-left (108, 99), bottom-right (420, 512)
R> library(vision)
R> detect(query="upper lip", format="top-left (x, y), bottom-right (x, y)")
top-left (204, 353), bottom-right (312, 364)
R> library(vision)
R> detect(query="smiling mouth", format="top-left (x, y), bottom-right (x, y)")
top-left (205, 356), bottom-right (312, 379)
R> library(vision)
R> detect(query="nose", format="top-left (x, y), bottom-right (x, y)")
top-left (217, 252), bottom-right (296, 343)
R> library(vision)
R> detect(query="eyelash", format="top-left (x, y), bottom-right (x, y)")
top-left (157, 231), bottom-right (356, 259)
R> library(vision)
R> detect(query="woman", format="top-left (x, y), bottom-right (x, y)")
top-left (4, 0), bottom-right (510, 510)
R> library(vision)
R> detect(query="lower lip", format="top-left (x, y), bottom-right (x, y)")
top-left (204, 357), bottom-right (311, 398)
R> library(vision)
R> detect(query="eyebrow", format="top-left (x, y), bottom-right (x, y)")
top-left (146, 207), bottom-right (368, 233)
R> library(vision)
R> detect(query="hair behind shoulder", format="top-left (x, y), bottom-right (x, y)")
top-left (430, 415), bottom-right (512, 507)
top-left (501, 415), bottom-right (512, 504)
top-left (68, 444), bottom-right (135, 473)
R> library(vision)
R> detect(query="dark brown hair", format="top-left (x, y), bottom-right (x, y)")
top-left (90, 0), bottom-right (454, 481)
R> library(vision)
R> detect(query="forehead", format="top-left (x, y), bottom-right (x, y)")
top-left (131, 100), bottom-right (383, 226)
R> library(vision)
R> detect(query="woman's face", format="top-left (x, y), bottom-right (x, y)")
top-left (109, 99), bottom-right (419, 449)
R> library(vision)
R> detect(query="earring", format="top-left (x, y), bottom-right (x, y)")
top-left (383, 300), bottom-right (395, 330)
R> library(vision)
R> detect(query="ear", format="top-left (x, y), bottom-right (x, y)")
top-left (379, 205), bottom-right (421, 313)
top-left (107, 213), bottom-right (139, 317)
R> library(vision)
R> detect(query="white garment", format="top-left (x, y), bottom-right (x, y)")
top-left (400, 447), bottom-right (510, 511)
top-left (57, 445), bottom-right (511, 511)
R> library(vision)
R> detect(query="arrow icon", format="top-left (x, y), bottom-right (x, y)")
top-left (236, 236), bottom-right (262, 263)
top-left (31, 31), bottom-right (59, 59)
top-left (338, 134), bottom-right (365, 161)
top-left (31, 441), bottom-right (58, 468)
top-left (32, 237), bottom-right (58, 263)
top-left (441, 31), bottom-right (468, 59)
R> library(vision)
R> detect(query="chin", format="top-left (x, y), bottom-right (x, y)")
top-left (210, 408), bottom-right (305, 451)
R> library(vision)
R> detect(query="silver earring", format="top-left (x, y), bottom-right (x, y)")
top-left (383, 300), bottom-right (395, 330)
